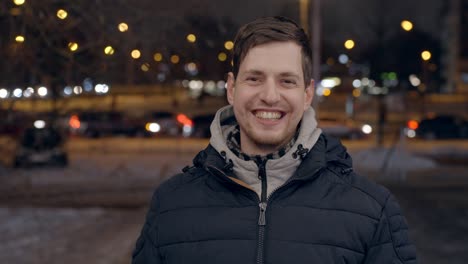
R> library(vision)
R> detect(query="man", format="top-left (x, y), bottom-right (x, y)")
top-left (132, 16), bottom-right (417, 264)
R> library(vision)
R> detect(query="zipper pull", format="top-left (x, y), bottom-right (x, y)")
top-left (258, 202), bottom-right (267, 226)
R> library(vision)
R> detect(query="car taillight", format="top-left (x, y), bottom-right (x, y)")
top-left (177, 114), bottom-right (193, 127)
top-left (407, 120), bottom-right (419, 130)
top-left (69, 115), bottom-right (80, 129)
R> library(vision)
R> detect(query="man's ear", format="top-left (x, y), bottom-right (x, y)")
top-left (226, 72), bottom-right (236, 105)
top-left (304, 79), bottom-right (314, 109)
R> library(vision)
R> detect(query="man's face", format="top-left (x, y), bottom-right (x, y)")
top-left (227, 41), bottom-right (314, 155)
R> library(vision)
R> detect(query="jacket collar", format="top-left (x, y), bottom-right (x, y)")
top-left (195, 133), bottom-right (353, 184)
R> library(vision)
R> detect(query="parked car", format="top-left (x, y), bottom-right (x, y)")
top-left (318, 117), bottom-right (373, 140)
top-left (405, 114), bottom-right (468, 139)
top-left (14, 125), bottom-right (68, 167)
top-left (137, 111), bottom-right (194, 137)
top-left (66, 111), bottom-right (139, 138)
top-left (0, 114), bottom-right (68, 168)
top-left (190, 113), bottom-right (215, 138)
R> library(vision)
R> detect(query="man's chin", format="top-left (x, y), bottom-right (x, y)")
top-left (251, 133), bottom-right (288, 149)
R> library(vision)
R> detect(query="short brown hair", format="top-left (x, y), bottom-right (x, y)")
top-left (231, 16), bottom-right (313, 85)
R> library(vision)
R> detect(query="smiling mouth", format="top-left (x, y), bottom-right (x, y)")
top-left (254, 110), bottom-right (284, 120)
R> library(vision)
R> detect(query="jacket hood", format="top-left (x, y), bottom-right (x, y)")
top-left (193, 132), bottom-right (353, 183)
top-left (208, 106), bottom-right (322, 197)
top-left (293, 133), bottom-right (353, 181)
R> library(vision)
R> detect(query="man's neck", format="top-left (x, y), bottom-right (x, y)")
top-left (239, 133), bottom-right (296, 158)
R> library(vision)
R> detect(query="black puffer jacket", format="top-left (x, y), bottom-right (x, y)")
top-left (132, 135), bottom-right (417, 263)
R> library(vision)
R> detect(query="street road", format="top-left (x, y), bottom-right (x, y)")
top-left (0, 138), bottom-right (467, 264)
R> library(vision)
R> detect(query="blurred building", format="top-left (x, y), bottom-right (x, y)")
top-left (444, 0), bottom-right (468, 94)
top-left (458, 0), bottom-right (468, 93)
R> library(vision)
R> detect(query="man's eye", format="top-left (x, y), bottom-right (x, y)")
top-left (282, 79), bottom-right (297, 85)
top-left (246, 77), bottom-right (259, 82)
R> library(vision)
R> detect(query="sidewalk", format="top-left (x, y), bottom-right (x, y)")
top-left (346, 140), bottom-right (468, 188)
top-left (357, 165), bottom-right (468, 187)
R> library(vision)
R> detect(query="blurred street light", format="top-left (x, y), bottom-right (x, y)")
top-left (352, 89), bottom-right (361, 98)
top-left (15, 35), bottom-right (25, 43)
top-left (13, 0), bottom-right (25, 6)
top-left (421, 50), bottom-right (432, 61)
top-left (37, 86), bottom-right (48, 97)
top-left (186, 34), bottom-right (196, 43)
top-left (68, 42), bottom-right (78, 52)
top-left (224, 41), bottom-right (234, 50)
top-left (153, 53), bottom-right (162, 62)
top-left (104, 46), bottom-right (115, 55)
top-left (95, 84), bottom-right (109, 94)
top-left (170, 55), bottom-right (180, 64)
top-left (401, 20), bottom-right (413, 31)
top-left (218, 52), bottom-right (227, 62)
top-left (118, 23), bottom-right (129, 32)
top-left (131, 49), bottom-right (141, 59)
top-left (73, 86), bottom-right (83, 95)
top-left (141, 63), bottom-right (150, 72)
top-left (344, 39), bottom-right (355, 50)
top-left (338, 54), bottom-right (349, 64)
top-left (57, 9), bottom-right (68, 19)
top-left (0, 88), bottom-right (9, 98)
top-left (23, 87), bottom-right (34, 97)
top-left (13, 88), bottom-right (22, 98)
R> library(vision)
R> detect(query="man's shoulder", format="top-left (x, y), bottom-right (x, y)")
top-left (323, 165), bottom-right (392, 209)
top-left (336, 169), bottom-right (392, 207)
top-left (157, 166), bottom-right (208, 195)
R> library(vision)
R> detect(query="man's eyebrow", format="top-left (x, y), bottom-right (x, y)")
top-left (242, 70), bottom-right (264, 75)
top-left (279, 72), bottom-right (301, 78)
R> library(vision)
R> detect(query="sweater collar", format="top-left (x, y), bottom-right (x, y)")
top-left (207, 105), bottom-right (323, 197)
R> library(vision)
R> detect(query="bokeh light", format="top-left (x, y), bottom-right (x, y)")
top-left (344, 39), bottom-right (355, 50)
top-left (421, 50), bottom-right (432, 61)
top-left (224, 41), bottom-right (234, 50)
top-left (131, 49), bottom-right (141, 59)
top-left (15, 35), bottom-right (25, 43)
top-left (170, 55), bottom-right (180, 64)
top-left (57, 9), bottom-right (68, 19)
top-left (401, 20), bottom-right (413, 31)
top-left (104, 46), bottom-right (114, 55)
top-left (68, 42), bottom-right (78, 52)
top-left (118, 23), bottom-right (129, 32)
top-left (13, 0), bottom-right (25, 6)
top-left (153, 53), bottom-right (162, 62)
top-left (186, 34), bottom-right (196, 43)
top-left (218, 52), bottom-right (227, 62)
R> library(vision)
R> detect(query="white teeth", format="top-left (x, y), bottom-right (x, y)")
top-left (255, 111), bottom-right (282, 119)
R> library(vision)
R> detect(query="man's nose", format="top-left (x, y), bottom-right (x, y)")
top-left (260, 80), bottom-right (280, 105)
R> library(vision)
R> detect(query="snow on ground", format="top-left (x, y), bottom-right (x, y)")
top-left (0, 150), bottom-right (197, 207)
top-left (353, 147), bottom-right (437, 171)
top-left (0, 206), bottom-right (146, 264)
top-left (0, 148), bottom-right (198, 264)
top-left (0, 138), bottom-right (467, 263)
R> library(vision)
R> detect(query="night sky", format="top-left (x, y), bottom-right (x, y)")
top-left (140, 0), bottom-right (444, 40)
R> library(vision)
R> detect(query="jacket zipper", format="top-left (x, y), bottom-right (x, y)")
top-left (206, 164), bottom-right (267, 263)
top-left (256, 160), bottom-right (267, 264)
top-left (256, 164), bottom-right (324, 264)
top-left (208, 163), bottom-right (324, 264)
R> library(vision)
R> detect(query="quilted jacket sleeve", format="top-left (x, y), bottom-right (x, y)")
top-left (363, 194), bottom-right (417, 264)
top-left (132, 191), bottom-right (162, 264)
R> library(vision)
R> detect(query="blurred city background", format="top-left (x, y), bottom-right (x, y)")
top-left (0, 0), bottom-right (467, 263)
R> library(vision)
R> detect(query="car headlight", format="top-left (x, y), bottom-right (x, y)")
top-left (145, 122), bottom-right (161, 133)
top-left (361, 124), bottom-right (372, 134)
top-left (34, 120), bottom-right (46, 129)
top-left (405, 128), bottom-right (416, 138)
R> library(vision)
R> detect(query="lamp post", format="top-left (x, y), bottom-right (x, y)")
top-left (420, 50), bottom-right (431, 115)
top-left (299, 0), bottom-right (322, 108)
